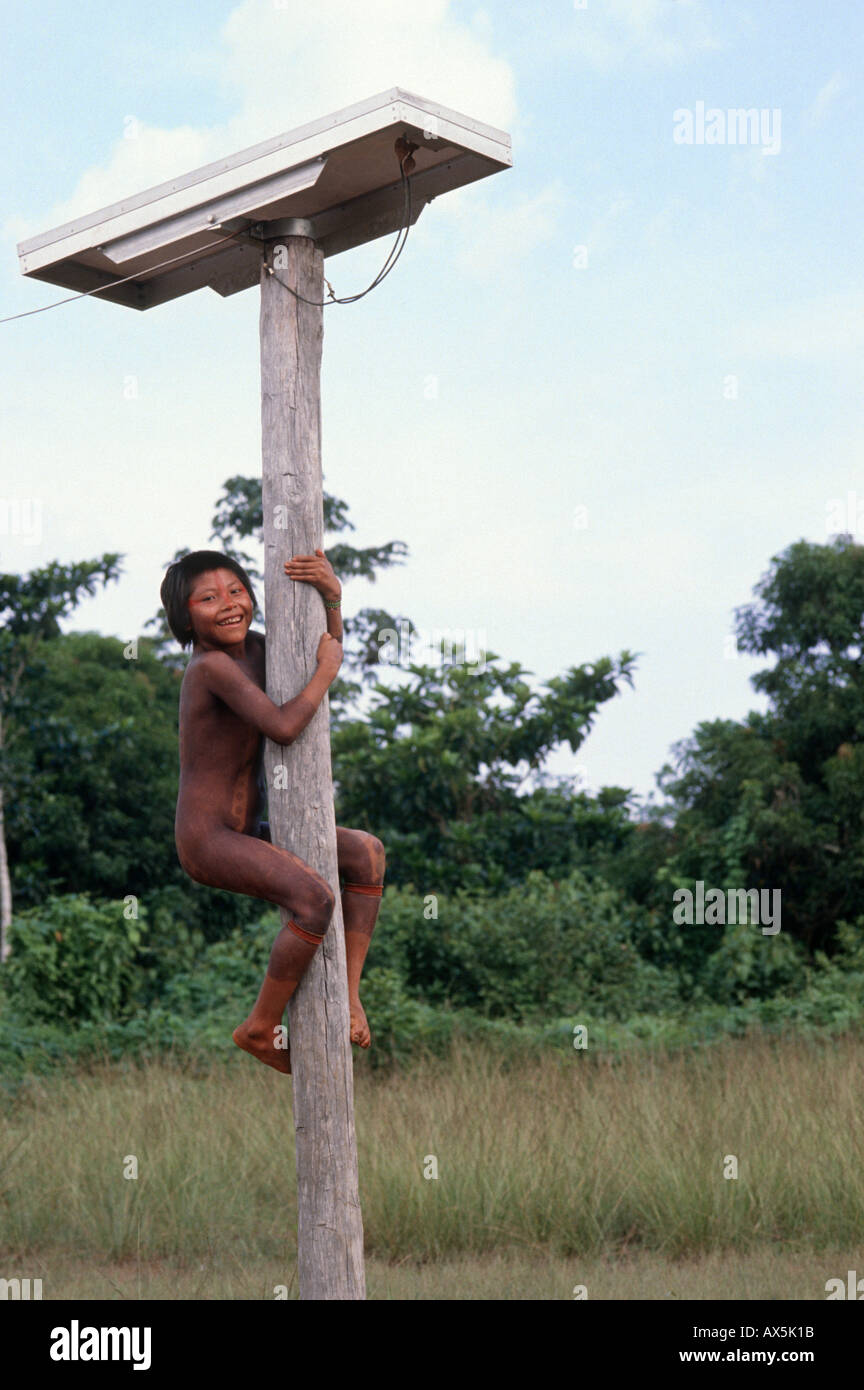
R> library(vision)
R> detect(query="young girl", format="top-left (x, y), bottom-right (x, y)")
top-left (159, 547), bottom-right (385, 1074)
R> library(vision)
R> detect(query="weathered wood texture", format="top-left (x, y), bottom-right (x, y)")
top-left (259, 237), bottom-right (365, 1301)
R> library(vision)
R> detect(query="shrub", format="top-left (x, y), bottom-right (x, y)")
top-left (701, 920), bottom-right (808, 1004)
top-left (6, 894), bottom-right (145, 1024)
top-left (367, 869), bottom-right (680, 1022)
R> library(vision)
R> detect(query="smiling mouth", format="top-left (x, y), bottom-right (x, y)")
top-left (217, 615), bottom-right (244, 627)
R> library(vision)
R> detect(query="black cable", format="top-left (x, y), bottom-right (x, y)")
top-left (264, 159), bottom-right (414, 308)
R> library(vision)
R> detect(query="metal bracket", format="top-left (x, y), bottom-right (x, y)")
top-left (262, 218), bottom-right (317, 239)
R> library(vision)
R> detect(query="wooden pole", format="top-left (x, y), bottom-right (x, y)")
top-left (259, 236), bottom-right (366, 1301)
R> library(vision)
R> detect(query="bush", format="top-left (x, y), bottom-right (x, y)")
top-left (366, 868), bottom-right (680, 1022)
top-left (5, 894), bottom-right (145, 1024)
top-left (159, 914), bottom-right (278, 1017)
top-left (700, 919), bottom-right (808, 1004)
top-left (131, 884), bottom-right (204, 1008)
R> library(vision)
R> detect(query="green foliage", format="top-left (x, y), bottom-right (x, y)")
top-left (333, 651), bottom-right (638, 892)
top-left (159, 915), bottom-right (278, 1017)
top-left (738, 533), bottom-right (864, 755)
top-left (207, 475), bottom-right (409, 590)
top-left (5, 631), bottom-right (264, 941)
top-left (366, 871), bottom-right (679, 1022)
top-left (9, 498), bottom-right (864, 1050)
top-left (9, 633), bottom-right (179, 901)
top-left (701, 921), bottom-right (807, 1004)
top-left (1, 892), bottom-right (863, 1092)
top-left (659, 536), bottom-right (864, 954)
top-left (6, 894), bottom-right (145, 1024)
top-left (353, 967), bottom-right (444, 1065)
top-left (0, 555), bottom-right (122, 648)
top-left (0, 554), bottom-right (122, 952)
top-left (131, 885), bottom-right (205, 1008)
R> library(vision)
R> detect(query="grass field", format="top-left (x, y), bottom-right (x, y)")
top-left (6, 1247), bottom-right (863, 1301)
top-left (2, 1033), bottom-right (863, 1299)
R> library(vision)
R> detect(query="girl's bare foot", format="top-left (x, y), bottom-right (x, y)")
top-left (232, 1020), bottom-right (292, 1074)
top-left (349, 998), bottom-right (371, 1049)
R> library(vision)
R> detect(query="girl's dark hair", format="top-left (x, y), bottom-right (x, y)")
top-left (159, 550), bottom-right (257, 648)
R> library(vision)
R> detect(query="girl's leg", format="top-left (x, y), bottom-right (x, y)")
top-left (232, 915), bottom-right (329, 1074)
top-left (177, 824), bottom-right (336, 1074)
top-left (336, 828), bottom-right (386, 1047)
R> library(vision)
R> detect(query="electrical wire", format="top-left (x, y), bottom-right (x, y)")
top-left (263, 159), bottom-right (414, 307)
top-left (1, 155), bottom-right (416, 324)
top-left (0, 231), bottom-right (243, 324)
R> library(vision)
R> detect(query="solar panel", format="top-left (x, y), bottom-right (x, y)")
top-left (17, 88), bottom-right (512, 310)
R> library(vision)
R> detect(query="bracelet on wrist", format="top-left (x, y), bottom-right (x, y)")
top-left (324, 595), bottom-right (341, 610)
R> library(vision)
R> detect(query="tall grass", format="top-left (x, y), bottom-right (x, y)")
top-left (2, 1033), bottom-right (863, 1265)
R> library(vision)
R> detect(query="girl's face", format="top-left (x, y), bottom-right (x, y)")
top-left (187, 568), bottom-right (253, 650)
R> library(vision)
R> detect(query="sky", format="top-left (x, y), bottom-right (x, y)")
top-left (1, 0), bottom-right (860, 801)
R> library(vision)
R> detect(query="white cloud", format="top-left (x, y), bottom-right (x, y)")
top-left (803, 72), bottom-right (847, 128)
top-left (738, 292), bottom-right (864, 361)
top-left (220, 0), bottom-right (515, 143)
top-left (643, 193), bottom-right (690, 244)
top-left (566, 0), bottom-right (723, 69)
top-left (423, 179), bottom-right (564, 278)
top-left (33, 125), bottom-right (214, 234)
top-left (12, 0), bottom-right (516, 238)
top-left (582, 193), bottom-right (634, 260)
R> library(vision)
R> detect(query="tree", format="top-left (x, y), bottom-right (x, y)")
top-left (0, 556), bottom-right (121, 959)
top-left (659, 534), bottom-right (864, 954)
top-left (737, 533), bottom-right (864, 771)
top-left (331, 646), bottom-right (639, 892)
top-left (6, 630), bottom-right (267, 960)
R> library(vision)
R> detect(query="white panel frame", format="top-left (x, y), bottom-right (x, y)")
top-left (18, 89), bottom-right (511, 278)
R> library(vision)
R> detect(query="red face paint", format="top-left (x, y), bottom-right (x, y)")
top-left (187, 568), bottom-right (253, 652)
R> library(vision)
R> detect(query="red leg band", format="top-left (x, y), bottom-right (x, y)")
top-left (286, 918), bottom-right (325, 946)
top-left (342, 882), bottom-right (383, 897)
